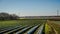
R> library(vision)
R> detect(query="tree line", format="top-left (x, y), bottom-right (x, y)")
top-left (0, 12), bottom-right (19, 20)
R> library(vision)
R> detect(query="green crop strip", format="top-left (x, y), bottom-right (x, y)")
top-left (45, 23), bottom-right (56, 34)
top-left (45, 23), bottom-right (52, 34)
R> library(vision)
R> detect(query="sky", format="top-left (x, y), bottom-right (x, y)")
top-left (0, 0), bottom-right (60, 16)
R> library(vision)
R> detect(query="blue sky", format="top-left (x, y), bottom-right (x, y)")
top-left (0, 0), bottom-right (60, 16)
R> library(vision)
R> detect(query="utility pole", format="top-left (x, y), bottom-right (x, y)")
top-left (57, 10), bottom-right (59, 16)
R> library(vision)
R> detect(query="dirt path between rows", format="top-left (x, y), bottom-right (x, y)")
top-left (47, 20), bottom-right (58, 34)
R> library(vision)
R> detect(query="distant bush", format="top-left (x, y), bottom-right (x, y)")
top-left (0, 12), bottom-right (19, 20)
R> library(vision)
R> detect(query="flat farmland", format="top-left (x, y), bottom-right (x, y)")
top-left (1, 19), bottom-right (60, 34)
top-left (0, 19), bottom-right (46, 34)
top-left (46, 20), bottom-right (60, 34)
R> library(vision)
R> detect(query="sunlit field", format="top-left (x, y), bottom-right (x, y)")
top-left (46, 20), bottom-right (60, 34)
top-left (0, 19), bottom-right (60, 34)
top-left (0, 19), bottom-right (45, 28)
top-left (0, 19), bottom-right (46, 34)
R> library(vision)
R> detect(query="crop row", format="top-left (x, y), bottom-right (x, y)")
top-left (0, 24), bottom-right (44, 34)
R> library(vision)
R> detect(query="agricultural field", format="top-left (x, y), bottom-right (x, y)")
top-left (0, 19), bottom-right (60, 34)
top-left (46, 20), bottom-right (60, 34)
top-left (0, 19), bottom-right (46, 34)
